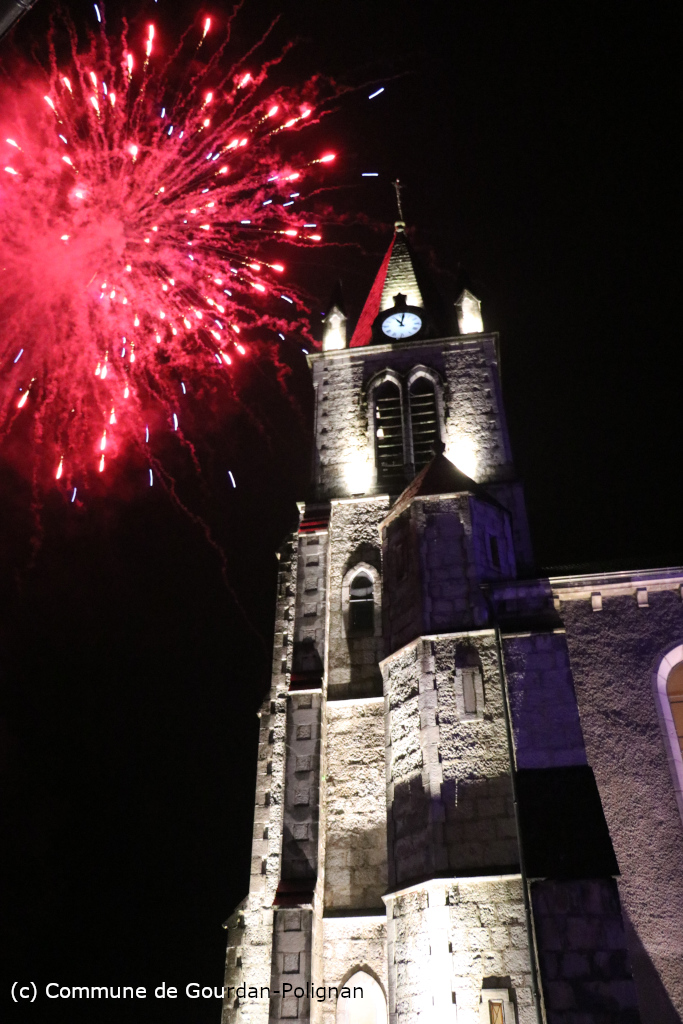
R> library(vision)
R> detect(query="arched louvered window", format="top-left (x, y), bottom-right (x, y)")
top-left (409, 375), bottom-right (440, 472)
top-left (667, 663), bottom-right (683, 759)
top-left (374, 379), bottom-right (404, 489)
top-left (349, 573), bottom-right (374, 634)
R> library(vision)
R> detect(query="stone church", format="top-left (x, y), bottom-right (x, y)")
top-left (221, 216), bottom-right (683, 1024)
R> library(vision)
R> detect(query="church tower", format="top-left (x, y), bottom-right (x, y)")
top-left (222, 212), bottom-right (641, 1024)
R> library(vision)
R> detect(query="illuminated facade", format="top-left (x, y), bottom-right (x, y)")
top-left (222, 223), bottom-right (683, 1024)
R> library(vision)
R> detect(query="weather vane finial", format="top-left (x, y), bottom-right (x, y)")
top-left (392, 179), bottom-right (405, 226)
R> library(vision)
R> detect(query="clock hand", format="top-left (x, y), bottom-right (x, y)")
top-left (398, 314), bottom-right (405, 326)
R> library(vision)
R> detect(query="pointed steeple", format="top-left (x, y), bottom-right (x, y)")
top-left (349, 182), bottom-right (455, 346)
top-left (380, 230), bottom-right (424, 312)
top-left (455, 288), bottom-right (484, 334)
top-left (381, 180), bottom-right (424, 311)
top-left (322, 279), bottom-right (347, 351)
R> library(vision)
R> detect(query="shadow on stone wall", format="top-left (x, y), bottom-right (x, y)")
top-left (324, 823), bottom-right (388, 911)
top-left (281, 818), bottom-right (317, 881)
top-left (441, 774), bottom-right (519, 874)
top-left (292, 638), bottom-right (324, 678)
top-left (345, 634), bottom-right (383, 697)
top-left (622, 908), bottom-right (682, 1024)
top-left (390, 773), bottom-right (519, 886)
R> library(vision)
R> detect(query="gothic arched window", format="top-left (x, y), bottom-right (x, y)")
top-left (336, 971), bottom-right (387, 1024)
top-left (409, 374), bottom-right (440, 472)
top-left (349, 573), bottom-right (374, 635)
top-left (373, 379), bottom-right (404, 489)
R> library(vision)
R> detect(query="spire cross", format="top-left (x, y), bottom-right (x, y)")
top-left (392, 179), bottom-right (404, 222)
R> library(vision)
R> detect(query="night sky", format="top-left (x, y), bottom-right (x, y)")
top-left (2, 2), bottom-right (681, 1022)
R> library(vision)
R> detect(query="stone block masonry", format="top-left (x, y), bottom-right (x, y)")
top-left (292, 531), bottom-right (328, 687)
top-left (558, 585), bottom-right (683, 1017)
top-left (281, 694), bottom-right (322, 883)
top-left (222, 539), bottom-right (297, 1024)
top-left (327, 498), bottom-right (390, 700)
top-left (222, 226), bottom-right (683, 1024)
top-left (531, 879), bottom-right (640, 1024)
top-left (385, 878), bottom-right (536, 1024)
top-left (320, 916), bottom-right (388, 1024)
top-left (382, 632), bottom-right (520, 890)
top-left (309, 335), bottom-right (516, 502)
top-left (270, 909), bottom-right (314, 1023)
top-left (324, 699), bottom-right (387, 910)
top-left (502, 633), bottom-right (588, 770)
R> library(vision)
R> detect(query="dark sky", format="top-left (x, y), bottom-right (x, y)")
top-left (2, 2), bottom-right (681, 1022)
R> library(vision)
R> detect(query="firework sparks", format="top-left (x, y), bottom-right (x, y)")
top-left (0, 11), bottom-right (336, 493)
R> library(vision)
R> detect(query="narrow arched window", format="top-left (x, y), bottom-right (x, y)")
top-left (455, 645), bottom-right (484, 719)
top-left (409, 376), bottom-right (439, 472)
top-left (349, 573), bottom-right (374, 634)
top-left (667, 663), bottom-right (683, 758)
top-left (373, 379), bottom-right (404, 489)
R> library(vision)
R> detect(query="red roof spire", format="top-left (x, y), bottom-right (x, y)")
top-left (348, 235), bottom-right (396, 348)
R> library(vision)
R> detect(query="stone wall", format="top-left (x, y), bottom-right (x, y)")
top-left (382, 633), bottom-right (519, 890)
top-left (435, 634), bottom-right (519, 876)
top-left (270, 908), bottom-right (314, 1023)
top-left (413, 496), bottom-right (504, 633)
top-left (292, 532), bottom-right (328, 685)
top-left (320, 916), bottom-right (388, 1024)
top-left (281, 694), bottom-right (322, 883)
top-left (311, 356), bottom-right (367, 498)
top-left (385, 877), bottom-right (536, 1024)
top-left (324, 699), bottom-right (387, 910)
top-left (222, 540), bottom-right (297, 1024)
top-left (531, 879), bottom-right (640, 1023)
top-left (443, 337), bottom-right (513, 483)
top-left (308, 335), bottom-right (515, 502)
top-left (502, 632), bottom-right (588, 770)
top-left (381, 495), bottom-right (516, 658)
top-left (327, 498), bottom-right (389, 700)
top-left (469, 496), bottom-right (517, 581)
top-left (559, 587), bottom-right (683, 1020)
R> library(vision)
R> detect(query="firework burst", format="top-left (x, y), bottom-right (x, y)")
top-left (0, 8), bottom-right (336, 495)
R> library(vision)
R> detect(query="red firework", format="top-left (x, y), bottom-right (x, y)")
top-left (0, 9), bottom-right (335, 493)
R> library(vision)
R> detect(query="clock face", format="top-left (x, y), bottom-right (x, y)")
top-left (381, 310), bottom-right (422, 339)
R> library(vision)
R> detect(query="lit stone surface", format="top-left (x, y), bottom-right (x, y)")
top-left (324, 699), bottom-right (387, 909)
top-left (222, 539), bottom-right (297, 1024)
top-left (381, 495), bottom-right (516, 655)
top-left (385, 879), bottom-right (535, 1024)
top-left (320, 917), bottom-right (388, 1024)
top-left (380, 234), bottom-right (423, 311)
top-left (309, 334), bottom-right (515, 501)
top-left (442, 340), bottom-right (512, 485)
top-left (382, 634), bottom-right (519, 890)
top-left (455, 289), bottom-right (484, 335)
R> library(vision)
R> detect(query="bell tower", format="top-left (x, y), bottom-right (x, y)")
top-left (220, 208), bottom-right (542, 1024)
top-left (221, 206), bottom-right (641, 1024)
